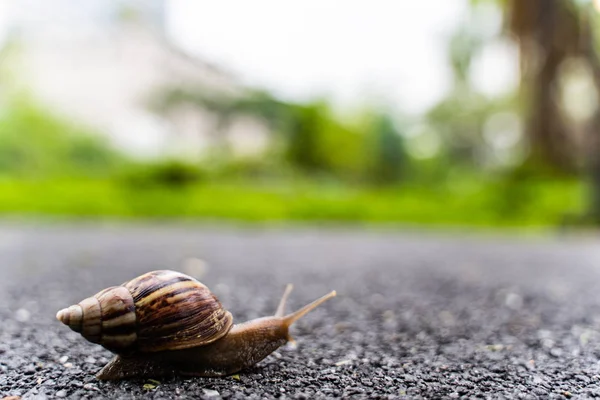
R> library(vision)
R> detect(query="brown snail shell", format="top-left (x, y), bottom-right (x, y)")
top-left (56, 270), bottom-right (233, 353)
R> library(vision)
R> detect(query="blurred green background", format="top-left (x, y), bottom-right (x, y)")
top-left (0, 0), bottom-right (599, 228)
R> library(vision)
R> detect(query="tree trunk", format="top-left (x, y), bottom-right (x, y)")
top-left (587, 111), bottom-right (600, 222)
top-left (525, 51), bottom-right (573, 172)
top-left (580, 12), bottom-right (600, 222)
top-left (508, 0), bottom-right (578, 173)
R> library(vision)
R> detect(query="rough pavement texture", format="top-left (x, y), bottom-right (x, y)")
top-left (1, 224), bottom-right (600, 399)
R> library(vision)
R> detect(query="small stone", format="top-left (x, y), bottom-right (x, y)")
top-left (541, 338), bottom-right (554, 348)
top-left (63, 363), bottom-right (73, 368)
top-left (550, 348), bottom-right (563, 357)
top-left (84, 356), bottom-right (96, 364)
top-left (505, 293), bottom-right (523, 310)
top-left (202, 389), bottom-right (220, 398)
top-left (532, 375), bottom-right (544, 384)
top-left (59, 356), bottom-right (68, 364)
top-left (14, 308), bottom-right (30, 322)
top-left (486, 344), bottom-right (505, 352)
top-left (23, 365), bottom-right (36, 375)
top-left (55, 390), bottom-right (67, 398)
top-left (83, 383), bottom-right (99, 391)
top-left (334, 359), bottom-right (352, 366)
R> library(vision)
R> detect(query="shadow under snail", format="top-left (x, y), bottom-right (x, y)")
top-left (55, 270), bottom-right (336, 380)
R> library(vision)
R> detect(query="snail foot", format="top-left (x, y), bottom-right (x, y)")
top-left (96, 355), bottom-right (176, 380)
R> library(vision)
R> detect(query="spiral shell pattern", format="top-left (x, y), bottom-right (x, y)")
top-left (56, 270), bottom-right (233, 354)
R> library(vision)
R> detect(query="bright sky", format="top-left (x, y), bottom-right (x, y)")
top-left (165, 0), bottom-right (470, 113)
top-left (0, 2), bottom-right (7, 42)
top-left (0, 0), bottom-right (518, 115)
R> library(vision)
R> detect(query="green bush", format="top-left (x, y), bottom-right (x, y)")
top-left (118, 159), bottom-right (205, 189)
top-left (0, 99), bottom-right (123, 178)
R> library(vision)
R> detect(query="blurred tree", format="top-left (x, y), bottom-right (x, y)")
top-left (150, 86), bottom-right (376, 182)
top-left (448, 25), bottom-right (484, 90)
top-left (118, 159), bottom-right (204, 188)
top-left (425, 18), bottom-right (493, 169)
top-left (285, 102), bottom-right (327, 172)
top-left (504, 0), bottom-right (583, 173)
top-left (368, 114), bottom-right (407, 185)
top-left (0, 99), bottom-right (123, 178)
top-left (474, 0), bottom-right (600, 223)
top-left (578, 5), bottom-right (600, 223)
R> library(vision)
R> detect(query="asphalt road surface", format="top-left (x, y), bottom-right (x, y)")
top-left (2, 223), bottom-right (600, 399)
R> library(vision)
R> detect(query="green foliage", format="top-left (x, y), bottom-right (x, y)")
top-left (284, 101), bottom-right (371, 180)
top-left (366, 114), bottom-right (407, 185)
top-left (468, 0), bottom-right (508, 8)
top-left (214, 155), bottom-right (295, 181)
top-left (0, 177), bottom-right (584, 227)
top-left (448, 26), bottom-right (483, 85)
top-left (118, 159), bottom-right (205, 188)
top-left (426, 91), bottom-right (504, 168)
top-left (151, 86), bottom-right (402, 184)
top-left (0, 94), bottom-right (588, 228)
top-left (0, 22), bottom-right (590, 228)
top-left (0, 99), bottom-right (123, 178)
top-left (285, 102), bottom-right (326, 172)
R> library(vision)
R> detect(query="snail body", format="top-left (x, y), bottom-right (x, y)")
top-left (56, 270), bottom-right (336, 380)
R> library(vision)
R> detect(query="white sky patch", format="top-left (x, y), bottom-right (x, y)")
top-left (165, 0), bottom-right (468, 113)
top-left (0, 0), bottom-right (519, 115)
top-left (470, 39), bottom-right (520, 98)
top-left (0, 1), bottom-right (8, 44)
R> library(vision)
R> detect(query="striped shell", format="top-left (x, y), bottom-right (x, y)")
top-left (56, 270), bottom-right (233, 353)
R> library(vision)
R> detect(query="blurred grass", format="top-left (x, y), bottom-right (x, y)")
top-left (0, 177), bottom-right (585, 227)
top-left (0, 97), bottom-right (590, 228)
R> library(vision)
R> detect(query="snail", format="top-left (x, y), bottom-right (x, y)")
top-left (56, 270), bottom-right (336, 380)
